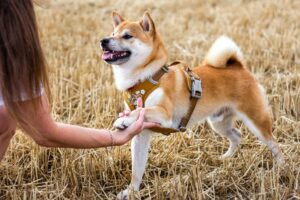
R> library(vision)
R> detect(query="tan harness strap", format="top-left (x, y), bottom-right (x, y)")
top-left (149, 127), bottom-right (180, 135)
top-left (176, 68), bottom-right (201, 132)
top-left (152, 65), bottom-right (169, 82)
top-left (151, 61), bottom-right (180, 82)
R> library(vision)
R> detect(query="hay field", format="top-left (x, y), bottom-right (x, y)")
top-left (1, 0), bottom-right (300, 199)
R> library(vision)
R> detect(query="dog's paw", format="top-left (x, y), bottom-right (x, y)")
top-left (117, 187), bottom-right (140, 200)
top-left (113, 117), bottom-right (134, 130)
top-left (220, 152), bottom-right (234, 159)
top-left (275, 152), bottom-right (285, 166)
top-left (117, 189), bottom-right (129, 200)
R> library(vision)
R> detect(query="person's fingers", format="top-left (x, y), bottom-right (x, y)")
top-left (131, 109), bottom-right (145, 131)
top-left (122, 109), bottom-right (148, 137)
top-left (124, 110), bottom-right (130, 116)
top-left (119, 110), bottom-right (131, 118)
top-left (123, 109), bottom-right (145, 135)
top-left (143, 122), bottom-right (161, 129)
top-left (137, 97), bottom-right (143, 108)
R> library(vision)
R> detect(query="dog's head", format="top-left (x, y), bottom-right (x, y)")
top-left (100, 12), bottom-right (166, 69)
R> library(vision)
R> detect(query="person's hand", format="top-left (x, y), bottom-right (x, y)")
top-left (113, 108), bottom-right (160, 145)
top-left (118, 110), bottom-right (130, 117)
top-left (112, 98), bottom-right (160, 145)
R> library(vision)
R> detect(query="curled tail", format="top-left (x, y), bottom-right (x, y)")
top-left (205, 35), bottom-right (244, 68)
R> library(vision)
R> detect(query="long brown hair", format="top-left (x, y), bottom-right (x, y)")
top-left (0, 0), bottom-right (50, 128)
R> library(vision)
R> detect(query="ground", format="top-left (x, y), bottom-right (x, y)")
top-left (1, 0), bottom-right (300, 199)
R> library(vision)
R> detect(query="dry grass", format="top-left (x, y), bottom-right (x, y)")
top-left (1, 0), bottom-right (300, 199)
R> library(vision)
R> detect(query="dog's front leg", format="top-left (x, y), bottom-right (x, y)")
top-left (114, 106), bottom-right (172, 130)
top-left (130, 129), bottom-right (152, 190)
top-left (117, 130), bottom-right (152, 199)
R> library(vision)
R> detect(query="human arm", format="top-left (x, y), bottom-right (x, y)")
top-left (19, 95), bottom-right (158, 148)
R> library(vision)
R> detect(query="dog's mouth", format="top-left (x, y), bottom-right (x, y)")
top-left (102, 49), bottom-right (131, 63)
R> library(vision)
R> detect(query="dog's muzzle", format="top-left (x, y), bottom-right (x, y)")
top-left (100, 38), bottom-right (131, 63)
top-left (100, 38), bottom-right (110, 49)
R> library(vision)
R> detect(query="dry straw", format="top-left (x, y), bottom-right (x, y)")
top-left (1, 0), bottom-right (299, 199)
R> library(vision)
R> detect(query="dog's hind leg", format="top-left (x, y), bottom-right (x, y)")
top-left (236, 104), bottom-right (285, 165)
top-left (117, 130), bottom-right (152, 200)
top-left (208, 107), bottom-right (241, 159)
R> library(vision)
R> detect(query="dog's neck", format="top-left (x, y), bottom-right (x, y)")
top-left (112, 50), bottom-right (167, 91)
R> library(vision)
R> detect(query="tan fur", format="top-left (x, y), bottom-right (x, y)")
top-left (107, 12), bottom-right (283, 161)
top-left (102, 12), bottom-right (284, 199)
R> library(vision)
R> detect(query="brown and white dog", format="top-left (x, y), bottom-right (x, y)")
top-left (100, 12), bottom-right (284, 199)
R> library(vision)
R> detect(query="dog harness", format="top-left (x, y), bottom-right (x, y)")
top-left (123, 61), bottom-right (202, 135)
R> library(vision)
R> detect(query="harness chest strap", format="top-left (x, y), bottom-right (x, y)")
top-left (123, 61), bottom-right (202, 135)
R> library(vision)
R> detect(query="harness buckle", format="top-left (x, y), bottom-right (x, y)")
top-left (191, 76), bottom-right (202, 99)
top-left (161, 65), bottom-right (169, 73)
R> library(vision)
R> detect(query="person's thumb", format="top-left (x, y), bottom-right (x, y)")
top-left (137, 97), bottom-right (143, 108)
top-left (135, 108), bottom-right (145, 125)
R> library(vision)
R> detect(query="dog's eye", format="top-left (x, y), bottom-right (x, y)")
top-left (122, 34), bottom-right (133, 39)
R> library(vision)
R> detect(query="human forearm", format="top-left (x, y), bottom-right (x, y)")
top-left (20, 95), bottom-right (158, 149)
top-left (47, 122), bottom-right (128, 148)
top-left (19, 96), bottom-right (129, 148)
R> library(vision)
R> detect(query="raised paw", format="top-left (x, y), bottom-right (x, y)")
top-left (113, 117), bottom-right (130, 130)
top-left (113, 117), bottom-right (134, 130)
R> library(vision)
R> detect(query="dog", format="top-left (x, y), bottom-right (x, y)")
top-left (100, 11), bottom-right (284, 199)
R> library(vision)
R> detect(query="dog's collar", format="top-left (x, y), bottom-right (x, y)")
top-left (126, 65), bottom-right (169, 91)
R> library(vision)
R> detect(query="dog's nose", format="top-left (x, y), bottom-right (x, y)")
top-left (100, 38), bottom-right (110, 48)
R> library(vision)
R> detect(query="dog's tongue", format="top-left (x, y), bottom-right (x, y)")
top-left (102, 50), bottom-right (129, 61)
top-left (102, 51), bottom-right (115, 60)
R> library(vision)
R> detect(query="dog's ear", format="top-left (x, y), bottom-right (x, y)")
top-left (112, 11), bottom-right (124, 27)
top-left (141, 12), bottom-right (156, 36)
